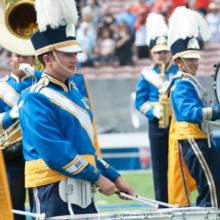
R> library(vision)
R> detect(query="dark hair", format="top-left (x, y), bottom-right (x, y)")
top-left (37, 52), bottom-right (53, 66)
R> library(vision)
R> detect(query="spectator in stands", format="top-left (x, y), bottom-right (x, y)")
top-left (192, 0), bottom-right (210, 16)
top-left (171, 0), bottom-right (187, 10)
top-left (98, 3), bottom-right (116, 29)
top-left (152, 0), bottom-right (173, 18)
top-left (81, 0), bottom-right (101, 26)
top-left (131, 0), bottom-right (150, 59)
top-left (115, 22), bottom-right (134, 66)
top-left (116, 3), bottom-right (137, 35)
top-left (95, 28), bottom-right (117, 67)
top-left (77, 21), bottom-right (97, 67)
top-left (206, 2), bottom-right (220, 42)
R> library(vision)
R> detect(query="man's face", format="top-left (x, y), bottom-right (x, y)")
top-left (9, 53), bottom-right (35, 74)
top-left (45, 51), bottom-right (77, 81)
top-left (178, 58), bottom-right (199, 75)
top-left (152, 50), bottom-right (171, 65)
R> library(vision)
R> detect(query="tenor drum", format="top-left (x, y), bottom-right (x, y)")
top-left (211, 63), bottom-right (220, 154)
top-left (47, 207), bottom-right (220, 220)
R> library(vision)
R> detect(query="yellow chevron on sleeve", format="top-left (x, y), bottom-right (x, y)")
top-left (0, 151), bottom-right (14, 220)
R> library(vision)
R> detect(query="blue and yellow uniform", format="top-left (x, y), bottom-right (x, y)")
top-left (0, 71), bottom-right (41, 220)
top-left (19, 74), bottom-right (120, 216)
top-left (169, 71), bottom-right (220, 207)
top-left (135, 64), bottom-right (178, 204)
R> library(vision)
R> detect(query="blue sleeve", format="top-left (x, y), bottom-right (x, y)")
top-left (171, 80), bottom-right (203, 123)
top-left (96, 157), bottom-right (120, 182)
top-left (20, 92), bottom-right (100, 183)
top-left (135, 74), bottom-right (149, 110)
top-left (0, 102), bottom-right (15, 130)
top-left (135, 74), bottom-right (154, 120)
top-left (2, 110), bottom-right (15, 130)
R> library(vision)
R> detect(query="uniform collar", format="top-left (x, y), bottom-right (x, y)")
top-left (10, 72), bottom-right (30, 82)
top-left (42, 72), bottom-right (69, 92)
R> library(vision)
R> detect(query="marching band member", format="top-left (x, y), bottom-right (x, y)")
top-left (135, 13), bottom-right (178, 206)
top-left (0, 53), bottom-right (40, 220)
top-left (19, 0), bottom-right (134, 217)
top-left (168, 6), bottom-right (220, 207)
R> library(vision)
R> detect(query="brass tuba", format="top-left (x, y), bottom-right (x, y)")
top-left (158, 62), bottom-right (170, 129)
top-left (0, 120), bottom-right (21, 149)
top-left (0, 0), bottom-right (37, 55)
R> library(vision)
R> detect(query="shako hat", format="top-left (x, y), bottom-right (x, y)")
top-left (31, 0), bottom-right (82, 56)
top-left (146, 13), bottom-right (169, 52)
top-left (168, 6), bottom-right (210, 59)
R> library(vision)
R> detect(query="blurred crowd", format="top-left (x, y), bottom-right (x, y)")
top-left (76, 0), bottom-right (220, 68)
top-left (0, 0), bottom-right (219, 69)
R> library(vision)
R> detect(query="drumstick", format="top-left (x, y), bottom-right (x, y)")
top-left (12, 209), bottom-right (46, 220)
top-left (136, 195), bottom-right (177, 208)
top-left (115, 191), bottom-right (177, 208)
top-left (114, 191), bottom-right (157, 208)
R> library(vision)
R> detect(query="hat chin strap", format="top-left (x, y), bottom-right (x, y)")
top-left (180, 57), bottom-right (195, 75)
top-left (52, 50), bottom-right (77, 75)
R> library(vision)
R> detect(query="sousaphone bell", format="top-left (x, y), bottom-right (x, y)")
top-left (0, 0), bottom-right (37, 55)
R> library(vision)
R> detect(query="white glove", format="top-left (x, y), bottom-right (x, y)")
top-left (153, 105), bottom-right (163, 119)
top-left (19, 63), bottom-right (34, 77)
top-left (10, 105), bottom-right (19, 119)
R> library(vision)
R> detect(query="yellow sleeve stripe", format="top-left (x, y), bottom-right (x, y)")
top-left (64, 157), bottom-right (88, 174)
top-left (62, 155), bottom-right (80, 170)
top-left (72, 161), bottom-right (88, 175)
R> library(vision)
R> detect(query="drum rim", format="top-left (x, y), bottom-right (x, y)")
top-left (47, 207), bottom-right (220, 220)
top-left (214, 63), bottom-right (220, 103)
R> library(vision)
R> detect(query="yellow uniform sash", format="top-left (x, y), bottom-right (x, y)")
top-left (168, 118), bottom-right (206, 206)
top-left (0, 151), bottom-right (13, 220)
top-left (25, 154), bottom-right (96, 188)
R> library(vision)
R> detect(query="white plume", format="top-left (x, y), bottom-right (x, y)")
top-left (168, 6), bottom-right (210, 47)
top-left (146, 13), bottom-right (168, 45)
top-left (35, 0), bottom-right (78, 37)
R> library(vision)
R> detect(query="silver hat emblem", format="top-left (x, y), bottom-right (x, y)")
top-left (187, 38), bottom-right (200, 49)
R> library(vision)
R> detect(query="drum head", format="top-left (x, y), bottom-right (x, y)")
top-left (214, 63), bottom-right (220, 103)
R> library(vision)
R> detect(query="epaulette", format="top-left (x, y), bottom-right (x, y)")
top-left (0, 75), bottom-right (9, 82)
top-left (30, 77), bottom-right (50, 93)
top-left (141, 67), bottom-right (162, 89)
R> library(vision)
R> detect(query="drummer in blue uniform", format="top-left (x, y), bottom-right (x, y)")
top-left (135, 13), bottom-right (178, 206)
top-left (168, 6), bottom-right (220, 207)
top-left (19, 0), bottom-right (133, 217)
